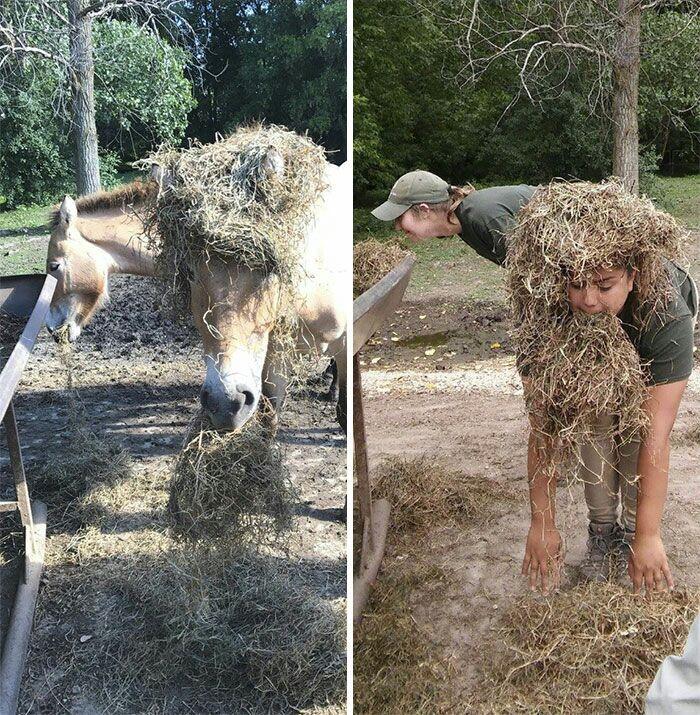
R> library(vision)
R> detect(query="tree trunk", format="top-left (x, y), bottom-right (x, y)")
top-left (68, 0), bottom-right (100, 196)
top-left (611, 0), bottom-right (641, 195)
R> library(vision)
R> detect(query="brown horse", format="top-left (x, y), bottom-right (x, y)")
top-left (46, 165), bottom-right (348, 430)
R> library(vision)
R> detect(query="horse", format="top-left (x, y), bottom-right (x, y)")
top-left (46, 162), bottom-right (348, 431)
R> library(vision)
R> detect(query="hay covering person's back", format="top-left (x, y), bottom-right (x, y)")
top-left (508, 178), bottom-right (696, 596)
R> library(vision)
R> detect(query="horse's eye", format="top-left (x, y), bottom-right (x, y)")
top-left (49, 261), bottom-right (61, 272)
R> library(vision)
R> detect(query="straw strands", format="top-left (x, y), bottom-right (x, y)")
top-left (353, 239), bottom-right (413, 297)
top-left (141, 123), bottom-right (328, 316)
top-left (471, 582), bottom-right (699, 714)
top-left (506, 179), bottom-right (688, 471)
top-left (169, 411), bottom-right (297, 543)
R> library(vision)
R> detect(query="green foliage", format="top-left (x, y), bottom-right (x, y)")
top-left (354, 1), bottom-right (700, 202)
top-left (185, 0), bottom-right (346, 160)
top-left (0, 64), bottom-right (73, 209)
top-left (94, 20), bottom-right (196, 161)
top-left (0, 19), bottom-right (194, 208)
top-left (640, 11), bottom-right (700, 169)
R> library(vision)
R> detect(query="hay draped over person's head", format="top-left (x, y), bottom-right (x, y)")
top-left (141, 123), bottom-right (328, 316)
top-left (507, 178), bottom-right (686, 332)
top-left (506, 179), bottom-right (688, 473)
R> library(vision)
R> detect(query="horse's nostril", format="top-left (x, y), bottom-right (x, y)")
top-left (242, 390), bottom-right (255, 407)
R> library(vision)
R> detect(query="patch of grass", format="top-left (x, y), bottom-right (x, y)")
top-left (656, 174), bottom-right (700, 229)
top-left (0, 204), bottom-right (50, 233)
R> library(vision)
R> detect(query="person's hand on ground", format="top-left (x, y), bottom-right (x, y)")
top-left (522, 522), bottom-right (563, 595)
top-left (629, 533), bottom-right (674, 593)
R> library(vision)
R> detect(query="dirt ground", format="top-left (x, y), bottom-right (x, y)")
top-left (0, 274), bottom-right (346, 713)
top-left (359, 248), bottom-right (700, 707)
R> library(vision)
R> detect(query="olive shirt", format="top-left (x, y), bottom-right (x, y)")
top-left (454, 185), bottom-right (697, 385)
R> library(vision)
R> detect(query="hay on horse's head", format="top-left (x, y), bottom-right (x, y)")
top-left (142, 123), bottom-right (328, 313)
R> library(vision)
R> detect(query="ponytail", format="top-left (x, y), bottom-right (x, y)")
top-left (448, 183), bottom-right (475, 213)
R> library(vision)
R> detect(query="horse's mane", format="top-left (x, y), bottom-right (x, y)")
top-left (48, 179), bottom-right (156, 229)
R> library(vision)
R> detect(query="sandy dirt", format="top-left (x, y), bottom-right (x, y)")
top-left (0, 274), bottom-right (346, 713)
top-left (359, 281), bottom-right (700, 705)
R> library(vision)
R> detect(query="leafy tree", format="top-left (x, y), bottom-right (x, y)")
top-left (94, 20), bottom-right (196, 162)
top-left (184, 0), bottom-right (346, 160)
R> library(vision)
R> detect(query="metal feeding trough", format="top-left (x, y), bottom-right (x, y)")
top-left (0, 273), bottom-right (56, 714)
top-left (353, 254), bottom-right (415, 623)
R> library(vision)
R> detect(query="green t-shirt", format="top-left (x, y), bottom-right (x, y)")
top-left (455, 184), bottom-right (537, 266)
top-left (618, 260), bottom-right (697, 385)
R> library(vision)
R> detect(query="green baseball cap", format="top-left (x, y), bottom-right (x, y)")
top-left (371, 170), bottom-right (450, 221)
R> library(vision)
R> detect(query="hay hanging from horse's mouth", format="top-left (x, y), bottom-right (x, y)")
top-left (169, 411), bottom-right (298, 543)
top-left (140, 123), bottom-right (328, 317)
top-left (506, 179), bottom-right (688, 474)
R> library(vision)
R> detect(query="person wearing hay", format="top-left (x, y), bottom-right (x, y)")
top-left (372, 172), bottom-right (697, 594)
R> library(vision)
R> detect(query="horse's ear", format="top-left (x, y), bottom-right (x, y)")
top-left (59, 196), bottom-right (77, 225)
top-left (150, 162), bottom-right (174, 189)
top-left (261, 147), bottom-right (284, 179)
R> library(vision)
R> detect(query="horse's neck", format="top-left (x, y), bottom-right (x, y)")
top-left (79, 210), bottom-right (156, 277)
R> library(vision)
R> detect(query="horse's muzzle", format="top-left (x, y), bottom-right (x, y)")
top-left (200, 384), bottom-right (258, 431)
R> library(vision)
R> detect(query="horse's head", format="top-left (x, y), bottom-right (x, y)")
top-left (191, 259), bottom-right (281, 431)
top-left (46, 196), bottom-right (110, 342)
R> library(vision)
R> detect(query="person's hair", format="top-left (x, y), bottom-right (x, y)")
top-left (409, 183), bottom-right (476, 216)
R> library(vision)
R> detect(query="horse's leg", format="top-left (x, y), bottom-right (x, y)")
top-left (331, 338), bottom-right (347, 433)
top-left (323, 359), bottom-right (339, 402)
top-left (261, 344), bottom-right (287, 434)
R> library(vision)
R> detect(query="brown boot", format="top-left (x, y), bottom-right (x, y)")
top-left (579, 522), bottom-right (617, 583)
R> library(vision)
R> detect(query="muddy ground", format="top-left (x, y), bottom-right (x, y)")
top-left (0, 274), bottom-right (346, 713)
top-left (359, 264), bottom-right (700, 708)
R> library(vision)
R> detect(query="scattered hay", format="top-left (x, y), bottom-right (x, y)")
top-left (353, 239), bottom-right (413, 297)
top-left (354, 560), bottom-right (454, 715)
top-left (30, 334), bottom-right (134, 511)
top-left (169, 411), bottom-right (297, 543)
top-left (372, 457), bottom-right (517, 535)
top-left (56, 542), bottom-right (345, 713)
top-left (506, 179), bottom-right (688, 473)
top-left (470, 582), bottom-right (700, 714)
top-left (121, 546), bottom-right (345, 712)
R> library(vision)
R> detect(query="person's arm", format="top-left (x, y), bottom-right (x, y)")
top-left (521, 395), bottom-right (563, 594)
top-left (629, 379), bottom-right (688, 592)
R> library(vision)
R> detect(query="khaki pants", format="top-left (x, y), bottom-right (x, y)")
top-left (578, 415), bottom-right (640, 533)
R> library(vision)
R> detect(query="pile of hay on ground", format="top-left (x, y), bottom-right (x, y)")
top-left (470, 582), bottom-right (699, 714)
top-left (169, 412), bottom-right (297, 543)
top-left (353, 239), bottom-right (412, 297)
top-left (371, 457), bottom-right (517, 536)
top-left (354, 560), bottom-right (453, 714)
top-left (142, 123), bottom-right (327, 314)
top-left (114, 546), bottom-right (346, 713)
top-left (35, 535), bottom-right (345, 713)
top-left (505, 179), bottom-right (688, 472)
